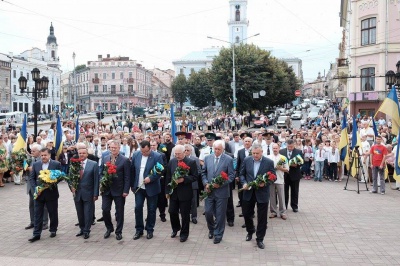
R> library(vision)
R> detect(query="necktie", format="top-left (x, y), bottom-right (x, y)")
top-left (267, 145), bottom-right (270, 155)
top-left (319, 150), bottom-right (322, 158)
top-left (215, 157), bottom-right (219, 167)
top-left (210, 147), bottom-right (213, 154)
top-left (80, 162), bottom-right (84, 179)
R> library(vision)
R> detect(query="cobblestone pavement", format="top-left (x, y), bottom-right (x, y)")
top-left (0, 177), bottom-right (400, 266)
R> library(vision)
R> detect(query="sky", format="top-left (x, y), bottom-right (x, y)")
top-left (0, 0), bottom-right (342, 83)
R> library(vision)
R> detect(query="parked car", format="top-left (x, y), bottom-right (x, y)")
top-left (252, 116), bottom-right (265, 128)
top-left (276, 116), bottom-right (289, 129)
top-left (291, 110), bottom-right (302, 120)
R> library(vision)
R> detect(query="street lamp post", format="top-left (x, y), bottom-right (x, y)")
top-left (18, 68), bottom-right (49, 139)
top-left (73, 52), bottom-right (76, 117)
top-left (207, 33), bottom-right (260, 114)
top-left (385, 60), bottom-right (400, 89)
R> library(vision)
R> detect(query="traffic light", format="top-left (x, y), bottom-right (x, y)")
top-left (96, 112), bottom-right (100, 120)
top-left (101, 112), bottom-right (104, 119)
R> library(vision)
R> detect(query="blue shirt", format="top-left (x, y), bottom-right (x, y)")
top-left (253, 159), bottom-right (261, 177)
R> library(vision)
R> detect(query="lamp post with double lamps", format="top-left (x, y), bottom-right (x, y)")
top-left (18, 68), bottom-right (49, 139)
top-left (207, 33), bottom-right (260, 114)
top-left (385, 60), bottom-right (400, 90)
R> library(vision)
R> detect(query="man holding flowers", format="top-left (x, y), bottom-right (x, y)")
top-left (165, 145), bottom-right (198, 242)
top-left (202, 140), bottom-right (234, 244)
top-left (28, 148), bottom-right (61, 242)
top-left (240, 143), bottom-right (276, 249)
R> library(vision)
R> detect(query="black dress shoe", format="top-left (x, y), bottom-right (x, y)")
top-left (50, 232), bottom-right (56, 238)
top-left (97, 217), bottom-right (104, 222)
top-left (239, 213), bottom-right (244, 217)
top-left (84, 233), bottom-right (90, 239)
top-left (171, 231), bottom-right (178, 238)
top-left (208, 231), bottom-right (214, 239)
top-left (180, 237), bottom-right (188, 242)
top-left (161, 217), bottom-right (167, 222)
top-left (146, 232), bottom-right (153, 239)
top-left (75, 223), bottom-right (79, 226)
top-left (236, 203), bottom-right (241, 207)
top-left (28, 235), bottom-right (40, 242)
top-left (246, 234), bottom-right (253, 241)
top-left (116, 233), bottom-right (122, 240)
top-left (213, 238), bottom-right (221, 244)
top-left (228, 221), bottom-right (234, 227)
top-left (104, 229), bottom-right (114, 239)
top-left (257, 241), bottom-right (265, 249)
top-left (92, 220), bottom-right (96, 225)
top-left (191, 218), bottom-right (198, 224)
top-left (293, 209), bottom-right (298, 213)
top-left (25, 224), bottom-right (34, 230)
top-left (133, 232), bottom-right (143, 240)
top-left (242, 224), bottom-right (246, 228)
top-left (76, 231), bottom-right (84, 237)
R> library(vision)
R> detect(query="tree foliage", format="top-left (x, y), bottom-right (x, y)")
top-left (209, 44), bottom-right (300, 114)
top-left (187, 69), bottom-right (214, 108)
top-left (75, 64), bottom-right (86, 72)
top-left (171, 74), bottom-right (188, 110)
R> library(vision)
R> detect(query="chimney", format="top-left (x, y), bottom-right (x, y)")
top-left (98, 55), bottom-right (102, 61)
top-left (107, 54), bottom-right (110, 58)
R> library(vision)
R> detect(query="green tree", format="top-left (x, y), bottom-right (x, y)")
top-left (187, 69), bottom-right (214, 108)
top-left (209, 44), bottom-right (300, 114)
top-left (75, 64), bottom-right (86, 72)
top-left (171, 74), bottom-right (188, 110)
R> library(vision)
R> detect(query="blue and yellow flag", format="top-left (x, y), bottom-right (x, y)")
top-left (75, 116), bottom-right (80, 143)
top-left (393, 134), bottom-right (400, 182)
top-left (350, 117), bottom-right (361, 177)
top-left (13, 114), bottom-right (27, 152)
top-left (55, 115), bottom-right (63, 157)
top-left (338, 115), bottom-right (349, 170)
top-left (171, 104), bottom-right (177, 144)
top-left (375, 86), bottom-right (400, 136)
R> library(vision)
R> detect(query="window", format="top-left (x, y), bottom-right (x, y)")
top-left (236, 9), bottom-right (240, 21)
top-left (111, 72), bottom-right (115, 79)
top-left (20, 71), bottom-right (23, 77)
top-left (359, 109), bottom-right (374, 118)
top-left (13, 70), bottom-right (16, 78)
top-left (235, 36), bottom-right (240, 43)
top-left (111, 85), bottom-right (116, 94)
top-left (103, 85), bottom-right (107, 92)
top-left (360, 67), bottom-right (375, 91)
top-left (94, 85), bottom-right (99, 92)
top-left (120, 85), bottom-right (124, 92)
top-left (5, 78), bottom-right (8, 86)
top-left (120, 72), bottom-right (124, 79)
top-left (13, 85), bottom-right (16, 93)
top-left (128, 85), bottom-right (133, 93)
top-left (27, 73), bottom-right (30, 80)
top-left (103, 73), bottom-right (106, 79)
top-left (361, 18), bottom-right (376, 46)
top-left (180, 68), bottom-right (184, 75)
top-left (129, 72), bottom-right (133, 78)
top-left (95, 73), bottom-right (98, 79)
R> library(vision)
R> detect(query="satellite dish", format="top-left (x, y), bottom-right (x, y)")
top-left (259, 90), bottom-right (266, 96)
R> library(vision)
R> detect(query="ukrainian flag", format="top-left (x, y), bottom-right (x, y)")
top-left (375, 86), bottom-right (400, 136)
top-left (55, 115), bottom-right (63, 157)
top-left (75, 116), bottom-right (80, 143)
top-left (338, 114), bottom-right (349, 171)
top-left (393, 134), bottom-right (400, 182)
top-left (12, 114), bottom-right (27, 152)
top-left (350, 117), bottom-right (361, 177)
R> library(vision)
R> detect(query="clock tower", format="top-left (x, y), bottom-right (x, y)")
top-left (228, 0), bottom-right (249, 44)
top-left (46, 22), bottom-right (59, 68)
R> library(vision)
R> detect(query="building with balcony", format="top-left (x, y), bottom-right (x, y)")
top-left (75, 54), bottom-right (153, 112)
top-left (341, 0), bottom-right (400, 117)
top-left (0, 53), bottom-right (11, 113)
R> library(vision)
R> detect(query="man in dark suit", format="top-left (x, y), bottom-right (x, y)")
top-left (202, 140), bottom-right (235, 244)
top-left (131, 140), bottom-right (163, 240)
top-left (163, 133), bottom-right (175, 162)
top-left (184, 144), bottom-right (201, 224)
top-left (279, 139), bottom-right (303, 212)
top-left (28, 148), bottom-right (62, 242)
top-left (73, 147), bottom-right (99, 239)
top-left (240, 144), bottom-right (276, 249)
top-left (150, 140), bottom-right (168, 222)
top-left (165, 144), bottom-right (198, 242)
top-left (101, 140), bottom-right (131, 241)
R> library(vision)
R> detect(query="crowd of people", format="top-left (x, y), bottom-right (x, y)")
top-left (0, 110), bottom-right (398, 249)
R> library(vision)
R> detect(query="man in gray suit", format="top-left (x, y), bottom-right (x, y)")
top-left (73, 147), bottom-right (99, 239)
top-left (229, 132), bottom-right (243, 158)
top-left (28, 148), bottom-right (62, 242)
top-left (184, 144), bottom-right (201, 224)
top-left (25, 143), bottom-right (48, 230)
top-left (202, 140), bottom-right (235, 244)
top-left (240, 144), bottom-right (276, 249)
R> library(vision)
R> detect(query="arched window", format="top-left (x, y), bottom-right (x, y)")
top-left (236, 36), bottom-right (240, 43)
top-left (51, 50), bottom-right (55, 58)
top-left (236, 9), bottom-right (240, 21)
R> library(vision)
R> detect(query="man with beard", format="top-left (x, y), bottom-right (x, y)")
top-left (163, 133), bottom-right (175, 162)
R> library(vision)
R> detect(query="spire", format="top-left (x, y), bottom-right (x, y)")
top-left (47, 22), bottom-right (57, 45)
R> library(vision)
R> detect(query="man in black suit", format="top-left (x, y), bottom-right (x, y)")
top-left (279, 139), bottom-right (303, 212)
top-left (163, 132), bottom-right (175, 163)
top-left (240, 144), bottom-right (276, 249)
top-left (183, 144), bottom-right (201, 224)
top-left (165, 144), bottom-right (198, 242)
top-left (73, 147), bottom-right (99, 239)
top-left (235, 137), bottom-right (253, 208)
top-left (28, 148), bottom-right (62, 242)
top-left (101, 140), bottom-right (131, 241)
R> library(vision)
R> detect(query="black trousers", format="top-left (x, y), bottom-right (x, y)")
top-left (242, 191), bottom-right (268, 242)
top-left (75, 198), bottom-right (94, 234)
top-left (284, 176), bottom-right (300, 210)
top-left (169, 198), bottom-right (192, 238)
top-left (33, 199), bottom-right (58, 236)
top-left (29, 191), bottom-right (48, 226)
top-left (226, 183), bottom-right (235, 222)
top-left (157, 177), bottom-right (168, 219)
top-left (102, 195), bottom-right (125, 234)
top-left (237, 180), bottom-right (243, 205)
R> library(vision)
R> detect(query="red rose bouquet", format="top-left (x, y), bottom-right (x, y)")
top-left (167, 161), bottom-right (190, 195)
top-left (200, 171), bottom-right (229, 201)
top-left (239, 171), bottom-right (277, 192)
top-left (100, 161), bottom-right (117, 194)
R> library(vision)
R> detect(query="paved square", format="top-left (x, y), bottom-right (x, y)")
top-left (0, 177), bottom-right (400, 265)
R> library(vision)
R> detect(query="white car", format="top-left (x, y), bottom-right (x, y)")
top-left (276, 116), bottom-right (289, 128)
top-left (291, 111), bottom-right (302, 120)
top-left (308, 107), bottom-right (320, 120)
